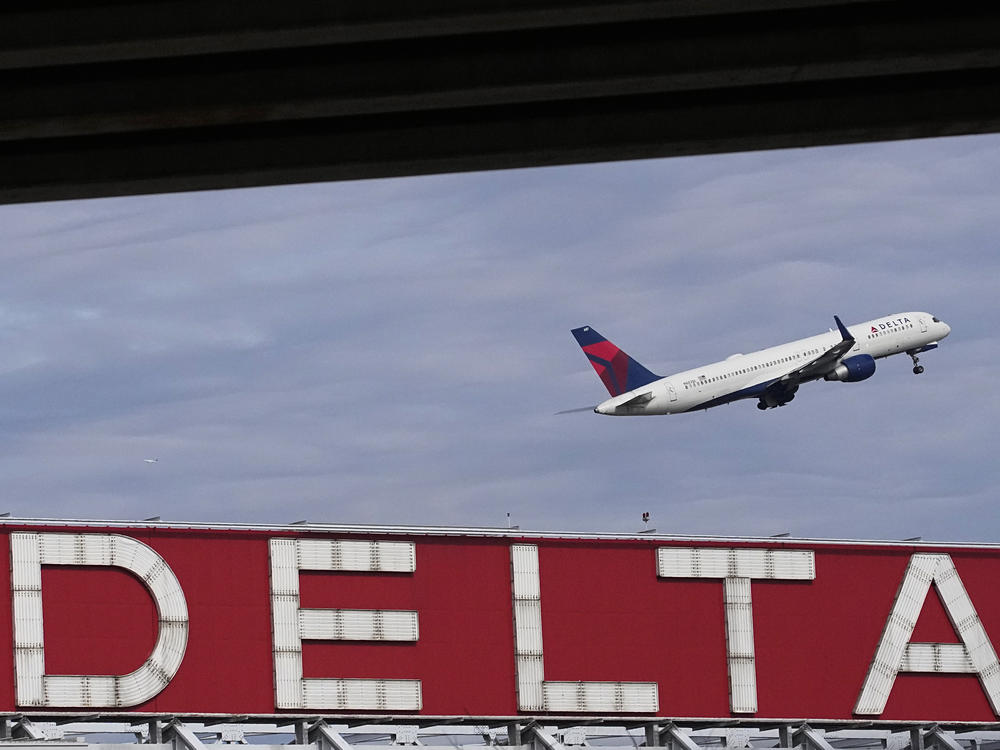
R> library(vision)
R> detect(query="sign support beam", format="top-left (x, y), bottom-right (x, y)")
top-left (926, 727), bottom-right (964, 750)
top-left (164, 721), bottom-right (208, 750)
top-left (663, 724), bottom-right (700, 750)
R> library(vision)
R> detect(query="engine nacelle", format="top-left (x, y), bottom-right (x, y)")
top-left (825, 354), bottom-right (876, 382)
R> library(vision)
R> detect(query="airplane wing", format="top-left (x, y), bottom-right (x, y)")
top-left (777, 315), bottom-right (856, 385)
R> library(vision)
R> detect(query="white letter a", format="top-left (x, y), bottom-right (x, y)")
top-left (855, 553), bottom-right (1000, 715)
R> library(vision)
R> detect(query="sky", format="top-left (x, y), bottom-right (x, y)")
top-left (0, 134), bottom-right (998, 542)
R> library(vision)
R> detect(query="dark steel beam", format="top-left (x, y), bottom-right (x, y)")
top-left (0, 1), bottom-right (882, 67)
top-left (2, 2), bottom-right (1000, 204)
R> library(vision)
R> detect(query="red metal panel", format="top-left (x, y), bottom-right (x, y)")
top-left (539, 542), bottom-right (730, 716)
top-left (4, 523), bottom-right (1000, 721)
top-left (42, 567), bottom-right (156, 675)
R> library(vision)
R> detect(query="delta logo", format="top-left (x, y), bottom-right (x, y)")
top-left (872, 317), bottom-right (911, 333)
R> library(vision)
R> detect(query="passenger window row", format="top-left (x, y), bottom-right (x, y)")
top-left (868, 323), bottom-right (913, 339)
top-left (681, 346), bottom-right (826, 389)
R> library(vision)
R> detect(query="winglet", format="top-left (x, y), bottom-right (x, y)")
top-left (834, 315), bottom-right (854, 341)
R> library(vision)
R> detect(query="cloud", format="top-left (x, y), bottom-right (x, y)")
top-left (0, 134), bottom-right (997, 541)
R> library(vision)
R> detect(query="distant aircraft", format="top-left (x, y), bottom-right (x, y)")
top-left (571, 312), bottom-right (950, 415)
top-left (143, 458), bottom-right (159, 464)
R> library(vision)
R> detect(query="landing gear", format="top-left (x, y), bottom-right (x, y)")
top-left (913, 365), bottom-right (924, 375)
top-left (758, 396), bottom-right (793, 410)
top-left (758, 386), bottom-right (796, 411)
top-left (908, 350), bottom-right (924, 375)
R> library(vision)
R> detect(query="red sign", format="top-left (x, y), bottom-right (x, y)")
top-left (2, 522), bottom-right (1000, 721)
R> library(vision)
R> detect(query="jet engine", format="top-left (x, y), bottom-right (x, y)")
top-left (824, 354), bottom-right (876, 382)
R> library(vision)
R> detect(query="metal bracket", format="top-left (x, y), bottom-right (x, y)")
top-left (925, 727), bottom-right (963, 750)
top-left (644, 724), bottom-right (660, 747)
top-left (393, 726), bottom-right (420, 746)
top-left (793, 726), bottom-right (836, 750)
top-left (294, 722), bottom-right (310, 746)
top-left (219, 726), bottom-right (246, 744)
top-left (777, 726), bottom-right (794, 749)
top-left (143, 720), bottom-right (163, 744)
top-left (508, 724), bottom-right (523, 747)
top-left (163, 720), bottom-right (209, 750)
top-left (10, 718), bottom-right (45, 741)
top-left (725, 729), bottom-right (751, 748)
top-left (663, 724), bottom-right (701, 750)
top-left (309, 720), bottom-right (357, 750)
top-left (528, 725), bottom-right (566, 750)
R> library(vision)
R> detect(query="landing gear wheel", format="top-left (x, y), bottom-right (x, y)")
top-left (908, 350), bottom-right (923, 374)
top-left (913, 365), bottom-right (924, 375)
top-left (757, 401), bottom-right (768, 411)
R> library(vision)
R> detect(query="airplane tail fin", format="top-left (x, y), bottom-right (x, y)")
top-left (571, 326), bottom-right (661, 397)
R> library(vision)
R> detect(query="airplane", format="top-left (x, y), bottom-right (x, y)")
top-left (571, 312), bottom-right (950, 415)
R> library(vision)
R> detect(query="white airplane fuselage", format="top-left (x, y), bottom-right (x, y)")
top-left (591, 312), bottom-right (950, 416)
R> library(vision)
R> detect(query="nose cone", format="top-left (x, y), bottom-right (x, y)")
top-left (941, 321), bottom-right (952, 338)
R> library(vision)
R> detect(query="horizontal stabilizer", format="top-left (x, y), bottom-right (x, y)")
top-left (619, 391), bottom-right (654, 407)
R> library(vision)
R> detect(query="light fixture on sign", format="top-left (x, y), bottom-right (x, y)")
top-left (11, 532), bottom-right (189, 708)
top-left (855, 553), bottom-right (1000, 715)
top-left (510, 544), bottom-right (659, 713)
top-left (656, 546), bottom-right (816, 713)
top-left (269, 538), bottom-right (422, 711)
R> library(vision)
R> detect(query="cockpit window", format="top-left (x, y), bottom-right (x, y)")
top-left (932, 316), bottom-right (940, 322)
